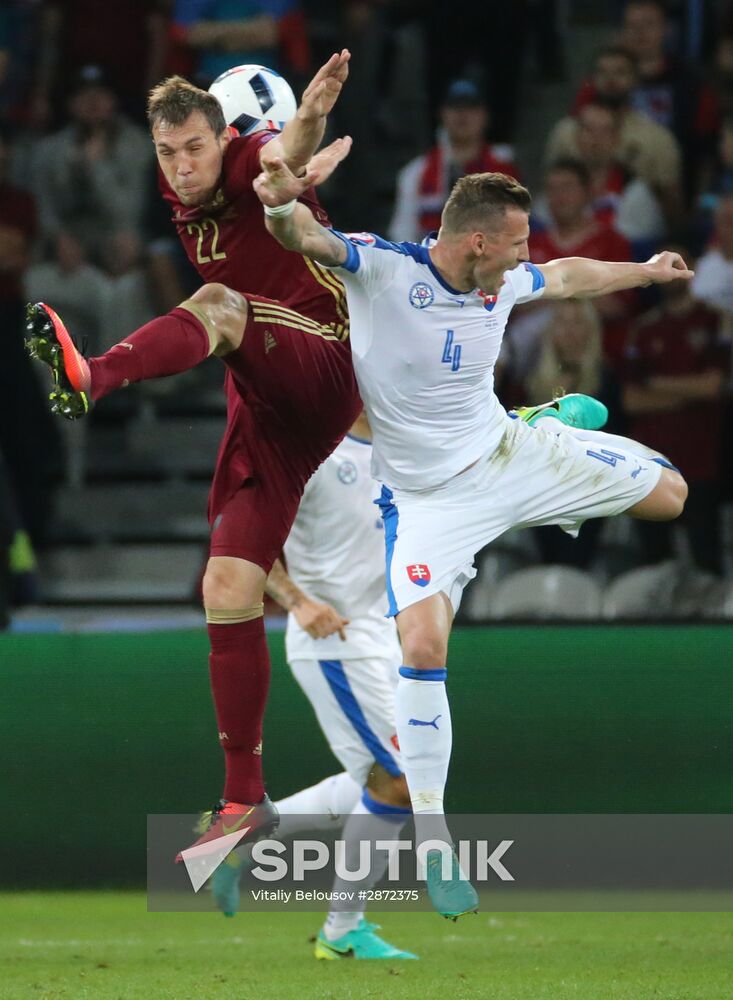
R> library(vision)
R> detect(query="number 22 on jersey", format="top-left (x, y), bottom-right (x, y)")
top-left (186, 217), bottom-right (227, 264)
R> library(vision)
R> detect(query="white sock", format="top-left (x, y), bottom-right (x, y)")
top-left (275, 772), bottom-right (361, 838)
top-left (534, 418), bottom-right (675, 467)
top-left (323, 790), bottom-right (410, 941)
top-left (395, 667), bottom-right (453, 846)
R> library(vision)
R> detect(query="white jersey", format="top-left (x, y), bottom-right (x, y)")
top-left (284, 434), bottom-right (401, 663)
top-left (328, 233), bottom-right (546, 491)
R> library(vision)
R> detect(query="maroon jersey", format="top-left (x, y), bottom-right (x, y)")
top-left (159, 132), bottom-right (361, 553)
top-left (159, 132), bottom-right (347, 335)
top-left (624, 302), bottom-right (729, 482)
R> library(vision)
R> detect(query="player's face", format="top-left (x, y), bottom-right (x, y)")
top-left (472, 207), bottom-right (529, 292)
top-left (153, 111), bottom-right (230, 206)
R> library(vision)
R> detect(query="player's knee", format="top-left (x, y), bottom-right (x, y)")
top-left (189, 283), bottom-right (248, 352)
top-left (400, 631), bottom-right (447, 669)
top-left (190, 282), bottom-right (238, 308)
top-left (387, 773), bottom-right (412, 810)
top-left (630, 469), bottom-right (688, 522)
top-left (202, 562), bottom-right (238, 607)
top-left (202, 557), bottom-right (263, 609)
top-left (656, 470), bottom-right (688, 521)
top-left (668, 472), bottom-right (688, 519)
top-left (366, 768), bottom-right (411, 810)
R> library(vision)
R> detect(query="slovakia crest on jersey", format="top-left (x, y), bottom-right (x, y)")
top-left (476, 288), bottom-right (498, 312)
top-left (409, 281), bottom-right (434, 309)
top-left (407, 563), bottom-right (431, 586)
top-left (346, 232), bottom-right (376, 246)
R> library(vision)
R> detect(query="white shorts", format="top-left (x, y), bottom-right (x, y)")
top-left (288, 655), bottom-right (402, 786)
top-left (380, 417), bottom-right (663, 616)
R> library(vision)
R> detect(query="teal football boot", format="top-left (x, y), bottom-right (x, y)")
top-left (210, 853), bottom-right (243, 917)
top-left (425, 848), bottom-right (479, 920)
top-left (512, 392), bottom-right (608, 431)
top-left (314, 919), bottom-right (418, 960)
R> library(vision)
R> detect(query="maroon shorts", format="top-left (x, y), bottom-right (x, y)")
top-left (208, 294), bottom-right (361, 571)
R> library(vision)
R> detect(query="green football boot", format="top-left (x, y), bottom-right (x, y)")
top-left (425, 848), bottom-right (479, 921)
top-left (25, 302), bottom-right (91, 420)
top-left (314, 919), bottom-right (418, 960)
top-left (512, 392), bottom-right (608, 431)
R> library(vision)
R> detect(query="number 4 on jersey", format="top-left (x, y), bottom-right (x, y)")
top-left (441, 330), bottom-right (462, 373)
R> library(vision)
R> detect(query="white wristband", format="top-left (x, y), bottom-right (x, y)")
top-left (264, 200), bottom-right (296, 218)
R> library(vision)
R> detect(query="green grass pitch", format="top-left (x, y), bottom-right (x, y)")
top-left (2, 893), bottom-right (732, 999)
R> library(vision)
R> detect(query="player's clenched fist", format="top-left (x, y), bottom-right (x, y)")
top-left (643, 251), bottom-right (694, 284)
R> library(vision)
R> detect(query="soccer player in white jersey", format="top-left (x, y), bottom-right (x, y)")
top-left (254, 155), bottom-right (690, 918)
top-left (213, 410), bottom-right (417, 959)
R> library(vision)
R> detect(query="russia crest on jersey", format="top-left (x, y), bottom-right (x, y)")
top-left (407, 563), bottom-right (431, 586)
top-left (346, 232), bottom-right (376, 246)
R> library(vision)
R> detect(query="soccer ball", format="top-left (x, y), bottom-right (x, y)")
top-left (209, 65), bottom-right (296, 135)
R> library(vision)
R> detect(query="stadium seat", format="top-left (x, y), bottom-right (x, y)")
top-left (461, 529), bottom-right (542, 622)
top-left (489, 565), bottom-right (603, 620)
top-left (602, 561), bottom-right (680, 619)
top-left (49, 483), bottom-right (210, 543)
top-left (697, 578), bottom-right (733, 620)
top-left (39, 543), bottom-right (203, 603)
top-left (126, 417), bottom-right (224, 477)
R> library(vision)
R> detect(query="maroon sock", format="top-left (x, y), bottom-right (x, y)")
top-left (88, 307), bottom-right (211, 401)
top-left (207, 618), bottom-right (270, 804)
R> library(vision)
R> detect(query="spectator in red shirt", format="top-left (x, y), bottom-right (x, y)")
top-left (572, 98), bottom-right (665, 251)
top-left (547, 45), bottom-right (683, 223)
top-left (622, 268), bottom-right (730, 574)
top-left (531, 158), bottom-right (634, 325)
top-left (526, 157), bottom-right (641, 370)
top-left (389, 79), bottom-right (520, 242)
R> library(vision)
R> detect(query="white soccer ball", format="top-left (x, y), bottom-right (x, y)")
top-left (209, 64), bottom-right (296, 135)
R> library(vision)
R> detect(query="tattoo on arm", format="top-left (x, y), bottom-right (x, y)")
top-left (265, 204), bottom-right (348, 267)
top-left (265, 559), bottom-right (306, 612)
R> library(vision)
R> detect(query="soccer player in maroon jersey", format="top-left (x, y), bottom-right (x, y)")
top-left (25, 53), bottom-right (361, 853)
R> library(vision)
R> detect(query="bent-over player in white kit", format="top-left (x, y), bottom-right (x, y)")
top-left (213, 411), bottom-right (417, 960)
top-left (255, 157), bottom-right (690, 918)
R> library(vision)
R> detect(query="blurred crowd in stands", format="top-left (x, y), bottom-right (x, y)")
top-left (1, 0), bottom-right (733, 622)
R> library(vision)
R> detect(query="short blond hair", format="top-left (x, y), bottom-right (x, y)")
top-left (147, 76), bottom-right (226, 135)
top-left (441, 172), bottom-right (532, 235)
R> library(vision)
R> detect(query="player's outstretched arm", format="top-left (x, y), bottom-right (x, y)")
top-left (261, 49), bottom-right (350, 173)
top-left (254, 141), bottom-right (351, 266)
top-left (266, 560), bottom-right (349, 640)
top-left (538, 251), bottom-right (694, 299)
